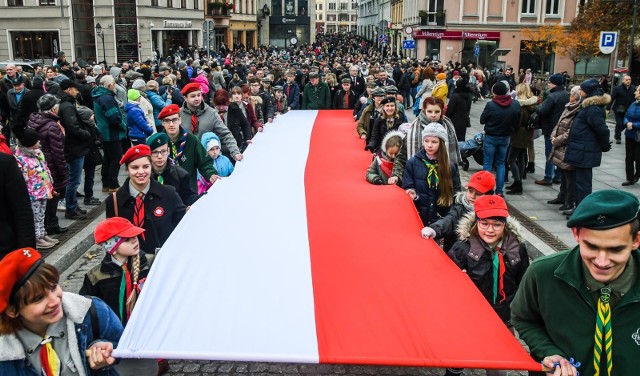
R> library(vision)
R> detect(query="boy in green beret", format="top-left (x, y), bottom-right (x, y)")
top-left (511, 190), bottom-right (640, 376)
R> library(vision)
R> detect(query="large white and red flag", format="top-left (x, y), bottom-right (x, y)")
top-left (114, 110), bottom-right (542, 372)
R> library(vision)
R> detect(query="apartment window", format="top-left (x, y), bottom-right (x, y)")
top-left (351, 2), bottom-right (357, 9)
top-left (8, 0), bottom-right (24, 5)
top-left (194, 0), bottom-right (198, 9)
top-left (167, 0), bottom-right (173, 7)
top-left (328, 2), bottom-right (335, 10)
top-left (151, 0), bottom-right (158, 5)
top-left (522, 0), bottom-right (535, 14)
top-left (545, 0), bottom-right (559, 15)
top-left (40, 0), bottom-right (56, 5)
top-left (339, 2), bottom-right (347, 10)
top-left (319, 3), bottom-right (322, 10)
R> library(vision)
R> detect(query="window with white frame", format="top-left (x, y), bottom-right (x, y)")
top-left (545, 0), bottom-right (559, 15)
top-left (521, 0), bottom-right (536, 14)
top-left (329, 2), bottom-right (336, 10)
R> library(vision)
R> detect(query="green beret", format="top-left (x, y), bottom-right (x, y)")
top-left (567, 190), bottom-right (639, 230)
top-left (146, 132), bottom-right (169, 150)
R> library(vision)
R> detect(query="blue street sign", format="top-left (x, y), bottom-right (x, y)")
top-left (378, 35), bottom-right (389, 44)
top-left (474, 45), bottom-right (480, 57)
top-left (599, 31), bottom-right (617, 54)
top-left (402, 40), bottom-right (415, 49)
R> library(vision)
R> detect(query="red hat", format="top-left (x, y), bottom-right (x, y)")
top-left (474, 195), bottom-right (508, 219)
top-left (120, 144), bottom-right (151, 165)
top-left (95, 217), bottom-right (145, 254)
top-left (157, 104), bottom-right (180, 119)
top-left (0, 248), bottom-right (43, 313)
top-left (181, 82), bottom-right (202, 96)
top-left (467, 171), bottom-right (496, 194)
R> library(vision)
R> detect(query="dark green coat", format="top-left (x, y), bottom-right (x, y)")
top-left (511, 247), bottom-right (640, 375)
top-left (302, 82), bottom-right (331, 109)
top-left (166, 128), bottom-right (217, 191)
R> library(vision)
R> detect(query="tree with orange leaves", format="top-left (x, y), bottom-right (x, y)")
top-left (522, 23), bottom-right (565, 74)
top-left (556, 28), bottom-right (601, 73)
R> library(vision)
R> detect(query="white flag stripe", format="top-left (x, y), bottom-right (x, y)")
top-left (114, 111), bottom-right (320, 362)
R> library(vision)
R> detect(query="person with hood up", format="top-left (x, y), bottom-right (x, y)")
top-left (421, 170), bottom-right (496, 253)
top-left (190, 67), bottom-right (210, 97)
top-left (108, 66), bottom-right (127, 106)
top-left (125, 89), bottom-right (155, 145)
top-left (389, 96), bottom-right (461, 185)
top-left (445, 194), bottom-right (529, 376)
top-left (505, 83), bottom-right (538, 195)
top-left (402, 122), bottom-right (461, 226)
top-left (198, 132), bottom-right (234, 194)
top-left (431, 72), bottom-right (448, 103)
top-left (564, 78), bottom-right (612, 211)
top-left (366, 130), bottom-right (404, 185)
top-left (480, 81), bottom-right (522, 195)
top-left (28, 94), bottom-right (68, 236)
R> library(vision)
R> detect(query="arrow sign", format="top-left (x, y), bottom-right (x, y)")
top-left (599, 31), bottom-right (617, 54)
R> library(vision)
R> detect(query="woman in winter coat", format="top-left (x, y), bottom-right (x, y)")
top-left (445, 74), bottom-right (473, 141)
top-left (564, 78), bottom-right (612, 207)
top-left (214, 89), bottom-right (252, 152)
top-left (445, 195), bottom-right (529, 376)
top-left (145, 80), bottom-right (172, 132)
top-left (548, 85), bottom-right (582, 211)
top-left (622, 85), bottom-right (640, 185)
top-left (505, 83), bottom-right (538, 195)
top-left (28, 94), bottom-right (67, 236)
top-left (365, 96), bottom-right (404, 153)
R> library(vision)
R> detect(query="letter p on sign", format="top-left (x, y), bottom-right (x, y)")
top-left (599, 31), bottom-right (617, 54)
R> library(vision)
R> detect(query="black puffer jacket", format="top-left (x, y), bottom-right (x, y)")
top-left (57, 91), bottom-right (92, 159)
top-left (564, 93), bottom-right (611, 168)
top-left (226, 102), bottom-right (252, 152)
top-left (448, 213), bottom-right (530, 323)
top-left (28, 112), bottom-right (68, 190)
top-left (536, 86), bottom-right (569, 136)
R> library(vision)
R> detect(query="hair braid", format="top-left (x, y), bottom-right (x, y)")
top-left (125, 253), bottom-right (141, 317)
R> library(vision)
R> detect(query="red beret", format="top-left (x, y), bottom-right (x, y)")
top-left (474, 195), bottom-right (508, 219)
top-left (157, 104), bottom-right (180, 119)
top-left (0, 248), bottom-right (43, 313)
top-left (120, 144), bottom-right (151, 165)
top-left (181, 82), bottom-right (202, 96)
top-left (95, 217), bottom-right (145, 244)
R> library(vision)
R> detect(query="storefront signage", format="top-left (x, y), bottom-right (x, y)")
top-left (164, 20), bottom-right (193, 28)
top-left (270, 16), bottom-right (310, 25)
top-left (413, 30), bottom-right (500, 40)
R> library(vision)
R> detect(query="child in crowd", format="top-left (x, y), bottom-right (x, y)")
top-left (80, 217), bottom-right (156, 375)
top-left (198, 132), bottom-right (233, 194)
top-left (14, 128), bottom-right (56, 250)
top-left (403, 123), bottom-right (460, 225)
top-left (421, 170), bottom-right (496, 252)
top-left (0, 248), bottom-right (123, 374)
top-left (272, 86), bottom-right (288, 115)
top-left (444, 195), bottom-right (529, 376)
top-left (366, 130), bottom-right (404, 185)
top-left (125, 89), bottom-right (155, 146)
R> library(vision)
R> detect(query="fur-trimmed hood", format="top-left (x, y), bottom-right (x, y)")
top-left (0, 292), bottom-right (91, 372)
top-left (381, 130), bottom-right (405, 152)
top-left (456, 212), bottom-right (525, 266)
top-left (456, 211), bottom-right (524, 242)
top-left (582, 93), bottom-right (611, 108)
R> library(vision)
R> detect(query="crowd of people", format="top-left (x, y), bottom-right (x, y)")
top-left (1, 32), bottom-right (640, 376)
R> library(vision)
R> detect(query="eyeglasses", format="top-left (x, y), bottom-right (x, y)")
top-left (151, 150), bottom-right (169, 157)
top-left (477, 220), bottom-right (505, 231)
top-left (161, 118), bottom-right (180, 124)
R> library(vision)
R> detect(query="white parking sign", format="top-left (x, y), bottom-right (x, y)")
top-left (599, 31), bottom-right (617, 54)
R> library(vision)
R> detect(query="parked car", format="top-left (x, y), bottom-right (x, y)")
top-left (0, 61), bottom-right (39, 75)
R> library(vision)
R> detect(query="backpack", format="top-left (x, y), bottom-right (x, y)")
top-left (526, 109), bottom-right (541, 130)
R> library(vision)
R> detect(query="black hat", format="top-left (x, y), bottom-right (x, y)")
top-left (380, 96), bottom-right (396, 106)
top-left (580, 78), bottom-right (602, 97)
top-left (549, 74), bottom-right (564, 87)
top-left (59, 79), bottom-right (78, 91)
top-left (10, 75), bottom-right (24, 85)
top-left (37, 94), bottom-right (60, 111)
top-left (18, 128), bottom-right (40, 148)
top-left (492, 81), bottom-right (508, 96)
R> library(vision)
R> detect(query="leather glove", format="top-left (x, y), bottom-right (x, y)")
top-left (421, 227), bottom-right (437, 239)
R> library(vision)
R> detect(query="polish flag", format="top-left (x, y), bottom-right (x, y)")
top-left (114, 111), bottom-right (542, 372)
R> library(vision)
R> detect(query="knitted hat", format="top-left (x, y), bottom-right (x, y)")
top-left (127, 89), bottom-right (141, 101)
top-left (37, 94), bottom-right (60, 111)
top-left (0, 248), bottom-right (43, 313)
top-left (549, 73), bottom-right (564, 86)
top-left (85, 76), bottom-right (96, 84)
top-left (467, 171), bottom-right (496, 194)
top-left (421, 122), bottom-right (448, 141)
top-left (94, 217), bottom-right (145, 255)
top-left (492, 81), bottom-right (508, 96)
top-left (436, 73), bottom-right (446, 81)
top-left (579, 78), bottom-right (602, 97)
top-left (120, 144), bottom-right (151, 165)
top-left (93, 65), bottom-right (103, 75)
top-left (474, 195), bottom-right (508, 219)
top-left (567, 190), bottom-right (639, 230)
top-left (206, 138), bottom-right (221, 151)
top-left (131, 78), bottom-right (146, 91)
top-left (18, 128), bottom-right (40, 148)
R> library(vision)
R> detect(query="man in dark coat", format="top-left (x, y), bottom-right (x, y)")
top-left (283, 72), bottom-right (300, 110)
top-left (333, 78), bottom-right (357, 110)
top-left (564, 79), bottom-right (611, 208)
top-left (607, 74), bottom-right (636, 143)
top-left (348, 65), bottom-right (366, 97)
top-left (535, 73), bottom-right (569, 186)
top-left (0, 152), bottom-right (36, 259)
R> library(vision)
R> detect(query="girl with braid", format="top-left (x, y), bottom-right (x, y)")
top-left (80, 216), bottom-right (156, 375)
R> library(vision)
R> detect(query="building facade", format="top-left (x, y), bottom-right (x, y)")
top-left (258, 0), bottom-right (316, 47)
top-left (0, 0), bottom-right (205, 64)
top-left (315, 0), bottom-right (325, 33)
top-left (323, 0), bottom-right (357, 33)
top-left (205, 0), bottom-right (258, 52)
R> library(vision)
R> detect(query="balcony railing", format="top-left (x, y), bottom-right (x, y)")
top-left (207, 7), bottom-right (231, 16)
top-left (419, 11), bottom-right (445, 26)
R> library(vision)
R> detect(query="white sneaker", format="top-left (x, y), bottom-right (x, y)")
top-left (43, 235), bottom-right (60, 244)
top-left (36, 237), bottom-right (56, 250)
top-left (57, 199), bottom-right (66, 212)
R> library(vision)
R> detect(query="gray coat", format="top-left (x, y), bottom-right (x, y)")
top-left (180, 102), bottom-right (241, 157)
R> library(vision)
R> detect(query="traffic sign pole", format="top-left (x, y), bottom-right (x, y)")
top-left (610, 31), bottom-right (619, 95)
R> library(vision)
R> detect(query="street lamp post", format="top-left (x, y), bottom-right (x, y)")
top-left (95, 23), bottom-right (106, 65)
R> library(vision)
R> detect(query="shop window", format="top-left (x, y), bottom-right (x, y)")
top-left (71, 0), bottom-right (96, 65)
top-left (11, 31), bottom-right (59, 61)
top-left (40, 0), bottom-right (56, 5)
top-left (8, 0), bottom-right (24, 5)
top-left (152, 0), bottom-right (158, 5)
top-left (181, 0), bottom-right (186, 8)
top-left (521, 0), bottom-right (536, 14)
top-left (545, 0), bottom-right (559, 15)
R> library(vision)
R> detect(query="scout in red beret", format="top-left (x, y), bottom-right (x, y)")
top-left (180, 82), bottom-right (202, 96)
top-left (0, 248), bottom-right (123, 373)
top-left (157, 104), bottom-right (180, 120)
top-left (119, 144), bottom-right (151, 165)
top-left (94, 217), bottom-right (145, 255)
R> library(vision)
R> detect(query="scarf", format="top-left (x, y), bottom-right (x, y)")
top-left (421, 158), bottom-right (439, 189)
top-left (492, 246), bottom-right (507, 304)
top-left (119, 262), bottom-right (133, 321)
top-left (377, 155), bottom-right (394, 177)
top-left (169, 129), bottom-right (188, 165)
